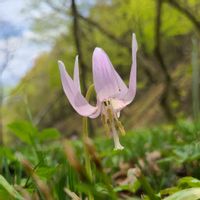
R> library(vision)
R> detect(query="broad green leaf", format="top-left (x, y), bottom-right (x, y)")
top-left (0, 175), bottom-right (24, 200)
top-left (8, 121), bottom-right (37, 145)
top-left (160, 187), bottom-right (179, 196)
top-left (38, 128), bottom-right (60, 142)
top-left (164, 187), bottom-right (200, 200)
top-left (95, 183), bottom-right (109, 195)
top-left (114, 180), bottom-right (141, 193)
top-left (0, 188), bottom-right (12, 200)
top-left (36, 167), bottom-right (57, 180)
top-left (0, 147), bottom-right (15, 161)
top-left (178, 177), bottom-right (200, 188)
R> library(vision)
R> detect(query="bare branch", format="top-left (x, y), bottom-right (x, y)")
top-left (78, 13), bottom-right (157, 84)
top-left (45, 0), bottom-right (67, 17)
top-left (78, 13), bottom-right (131, 50)
top-left (165, 0), bottom-right (200, 32)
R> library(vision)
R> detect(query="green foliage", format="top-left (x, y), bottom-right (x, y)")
top-left (178, 177), bottom-right (200, 188)
top-left (8, 121), bottom-right (37, 145)
top-left (38, 128), bottom-right (60, 142)
top-left (8, 121), bottom-right (60, 145)
top-left (0, 175), bottom-right (24, 200)
top-left (2, 0), bottom-right (200, 198)
top-left (1, 119), bottom-right (200, 199)
top-left (164, 188), bottom-right (200, 200)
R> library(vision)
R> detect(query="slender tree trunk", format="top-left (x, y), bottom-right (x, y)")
top-left (155, 0), bottom-right (171, 83)
top-left (0, 40), bottom-right (15, 145)
top-left (155, 0), bottom-right (175, 121)
top-left (71, 0), bottom-right (94, 135)
top-left (71, 0), bottom-right (87, 94)
top-left (192, 37), bottom-right (200, 120)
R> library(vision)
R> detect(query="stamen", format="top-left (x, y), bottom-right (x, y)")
top-left (115, 120), bottom-right (126, 136)
top-left (107, 108), bottom-right (113, 122)
top-left (101, 114), bottom-right (110, 137)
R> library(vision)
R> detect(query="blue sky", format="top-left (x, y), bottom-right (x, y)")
top-left (0, 0), bottom-right (51, 87)
top-left (0, 0), bottom-right (96, 89)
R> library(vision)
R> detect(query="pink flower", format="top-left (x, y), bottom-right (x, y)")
top-left (58, 33), bottom-right (137, 150)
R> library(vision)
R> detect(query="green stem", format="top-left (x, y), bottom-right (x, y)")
top-left (82, 117), bottom-right (92, 181)
top-left (82, 84), bottom-right (95, 200)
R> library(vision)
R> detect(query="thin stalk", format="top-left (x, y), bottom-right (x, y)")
top-left (82, 84), bottom-right (95, 200)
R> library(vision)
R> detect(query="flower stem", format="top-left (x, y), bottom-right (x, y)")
top-left (82, 117), bottom-right (92, 181)
top-left (82, 84), bottom-right (95, 200)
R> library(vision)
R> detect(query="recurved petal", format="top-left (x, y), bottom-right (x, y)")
top-left (122, 33), bottom-right (137, 104)
top-left (92, 48), bottom-right (127, 102)
top-left (58, 61), bottom-right (99, 117)
top-left (73, 56), bottom-right (81, 92)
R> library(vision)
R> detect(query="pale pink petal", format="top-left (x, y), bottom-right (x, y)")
top-left (111, 99), bottom-right (127, 112)
top-left (73, 56), bottom-right (81, 92)
top-left (92, 48), bottom-right (127, 102)
top-left (89, 99), bottom-right (102, 118)
top-left (113, 69), bottom-right (128, 97)
top-left (58, 61), bottom-right (100, 117)
top-left (119, 33), bottom-right (138, 105)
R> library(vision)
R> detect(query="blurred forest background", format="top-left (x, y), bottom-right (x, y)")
top-left (1, 0), bottom-right (200, 144)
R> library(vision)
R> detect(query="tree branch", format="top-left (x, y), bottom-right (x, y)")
top-left (45, 0), bottom-right (67, 17)
top-left (165, 0), bottom-right (200, 32)
top-left (77, 13), bottom-right (131, 50)
top-left (78, 13), bottom-right (157, 84)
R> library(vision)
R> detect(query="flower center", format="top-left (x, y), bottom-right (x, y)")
top-left (101, 100), bottom-right (125, 150)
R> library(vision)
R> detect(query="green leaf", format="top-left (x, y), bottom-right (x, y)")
top-left (8, 121), bottom-right (37, 145)
top-left (178, 177), bottom-right (200, 188)
top-left (160, 187), bottom-right (179, 196)
top-left (0, 175), bottom-right (24, 200)
top-left (0, 188), bottom-right (12, 200)
top-left (38, 128), bottom-right (60, 142)
top-left (114, 180), bottom-right (141, 193)
top-left (164, 187), bottom-right (200, 200)
top-left (0, 147), bottom-right (15, 161)
top-left (36, 167), bottom-right (57, 180)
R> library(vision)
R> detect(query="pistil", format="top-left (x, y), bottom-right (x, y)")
top-left (111, 121), bottom-right (124, 150)
top-left (101, 100), bottom-right (125, 150)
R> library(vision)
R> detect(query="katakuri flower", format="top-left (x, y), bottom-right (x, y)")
top-left (58, 33), bottom-right (137, 150)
